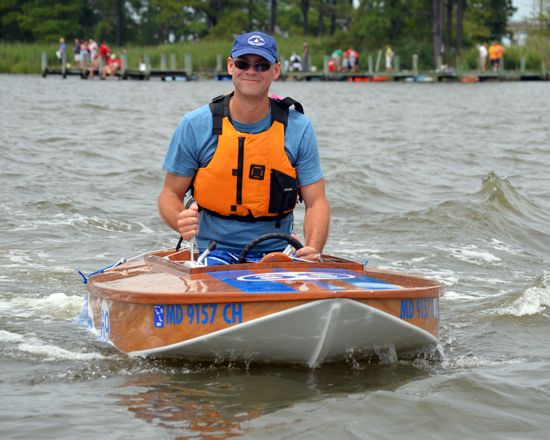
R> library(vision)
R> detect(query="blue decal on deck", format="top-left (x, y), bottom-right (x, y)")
top-left (209, 268), bottom-right (401, 293)
top-left (209, 269), bottom-right (297, 293)
top-left (301, 268), bottom-right (402, 291)
top-left (287, 269), bottom-right (352, 291)
top-left (154, 305), bottom-right (164, 328)
top-left (237, 271), bottom-right (356, 282)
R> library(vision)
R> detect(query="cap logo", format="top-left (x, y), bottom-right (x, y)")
top-left (247, 35), bottom-right (266, 47)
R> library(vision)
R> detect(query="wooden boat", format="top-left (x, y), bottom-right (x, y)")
top-left (84, 234), bottom-right (442, 367)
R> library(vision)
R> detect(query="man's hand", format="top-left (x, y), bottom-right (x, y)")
top-left (177, 203), bottom-right (199, 240)
top-left (295, 246), bottom-right (321, 261)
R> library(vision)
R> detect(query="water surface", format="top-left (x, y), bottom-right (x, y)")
top-left (1, 75), bottom-right (549, 439)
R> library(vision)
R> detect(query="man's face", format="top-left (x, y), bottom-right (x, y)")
top-left (228, 54), bottom-right (280, 98)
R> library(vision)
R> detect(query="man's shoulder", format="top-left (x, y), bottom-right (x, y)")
top-left (287, 107), bottom-right (313, 131)
top-left (284, 106), bottom-right (318, 158)
top-left (182, 103), bottom-right (212, 122)
top-left (178, 103), bottom-right (213, 133)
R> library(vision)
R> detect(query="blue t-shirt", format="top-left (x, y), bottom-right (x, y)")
top-left (163, 101), bottom-right (323, 252)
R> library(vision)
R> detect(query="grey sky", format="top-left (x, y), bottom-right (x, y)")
top-left (513, 0), bottom-right (533, 20)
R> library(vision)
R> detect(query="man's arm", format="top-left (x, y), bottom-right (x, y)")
top-left (158, 173), bottom-right (198, 240)
top-left (295, 178), bottom-right (330, 260)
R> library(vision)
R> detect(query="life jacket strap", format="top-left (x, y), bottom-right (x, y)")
top-left (277, 97), bottom-right (304, 114)
top-left (209, 93), bottom-right (304, 135)
top-left (210, 93), bottom-right (230, 135)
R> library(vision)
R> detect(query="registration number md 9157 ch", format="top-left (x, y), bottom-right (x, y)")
top-left (153, 303), bottom-right (243, 328)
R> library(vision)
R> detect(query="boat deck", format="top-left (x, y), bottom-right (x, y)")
top-left (87, 250), bottom-right (441, 305)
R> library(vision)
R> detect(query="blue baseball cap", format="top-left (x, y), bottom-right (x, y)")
top-left (231, 32), bottom-right (278, 63)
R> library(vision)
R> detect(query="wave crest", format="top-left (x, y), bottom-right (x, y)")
top-left (497, 270), bottom-right (550, 317)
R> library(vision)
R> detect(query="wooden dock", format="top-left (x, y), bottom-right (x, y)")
top-left (42, 66), bottom-right (191, 81)
top-left (41, 51), bottom-right (548, 82)
top-left (279, 69), bottom-right (549, 82)
top-left (41, 51), bottom-right (194, 81)
top-left (279, 53), bottom-right (548, 82)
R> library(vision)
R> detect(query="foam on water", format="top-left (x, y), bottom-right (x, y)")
top-left (2, 249), bottom-right (73, 272)
top-left (497, 284), bottom-right (550, 317)
top-left (443, 290), bottom-right (480, 301)
top-left (10, 212), bottom-right (139, 235)
top-left (447, 244), bottom-right (502, 266)
top-left (0, 292), bottom-right (83, 320)
top-left (135, 221), bottom-right (155, 234)
top-left (0, 329), bottom-right (25, 343)
top-left (340, 246), bottom-right (382, 259)
top-left (489, 238), bottom-right (522, 255)
top-left (4, 249), bottom-right (33, 267)
top-left (441, 354), bottom-right (525, 370)
top-left (1, 330), bottom-right (104, 362)
top-left (467, 275), bottom-right (507, 285)
top-left (410, 268), bottom-right (459, 287)
top-left (17, 338), bottom-right (105, 361)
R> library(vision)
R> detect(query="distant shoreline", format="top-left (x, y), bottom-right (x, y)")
top-left (2, 36), bottom-right (549, 76)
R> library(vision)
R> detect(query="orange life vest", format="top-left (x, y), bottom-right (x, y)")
top-left (193, 94), bottom-right (303, 223)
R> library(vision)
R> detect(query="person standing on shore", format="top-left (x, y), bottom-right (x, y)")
top-left (88, 39), bottom-right (99, 79)
top-left (385, 45), bottom-right (394, 71)
top-left (99, 41), bottom-right (111, 64)
top-left (158, 31), bottom-right (330, 265)
top-left (73, 39), bottom-right (81, 67)
top-left (331, 48), bottom-right (343, 71)
top-left (489, 41), bottom-right (505, 72)
top-left (478, 43), bottom-right (488, 71)
top-left (56, 38), bottom-right (66, 65)
top-left (302, 41), bottom-right (310, 72)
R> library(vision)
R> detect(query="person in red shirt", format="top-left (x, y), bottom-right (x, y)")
top-left (99, 41), bottom-right (110, 61)
top-left (344, 48), bottom-right (359, 72)
top-left (101, 53), bottom-right (122, 78)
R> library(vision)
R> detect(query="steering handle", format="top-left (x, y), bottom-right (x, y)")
top-left (237, 233), bottom-right (303, 264)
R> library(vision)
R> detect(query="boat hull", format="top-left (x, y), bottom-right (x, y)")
top-left (85, 250), bottom-right (442, 366)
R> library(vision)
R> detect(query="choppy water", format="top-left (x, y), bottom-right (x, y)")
top-left (1, 74), bottom-right (549, 439)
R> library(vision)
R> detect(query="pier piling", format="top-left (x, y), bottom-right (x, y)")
top-left (41, 52), bottom-right (47, 77)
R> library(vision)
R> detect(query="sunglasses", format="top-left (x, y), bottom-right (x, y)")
top-left (233, 58), bottom-right (273, 72)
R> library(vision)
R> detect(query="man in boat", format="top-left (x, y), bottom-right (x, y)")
top-left (158, 31), bottom-right (330, 265)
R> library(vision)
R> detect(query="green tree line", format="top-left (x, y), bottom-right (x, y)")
top-left (0, 0), bottom-right (519, 67)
